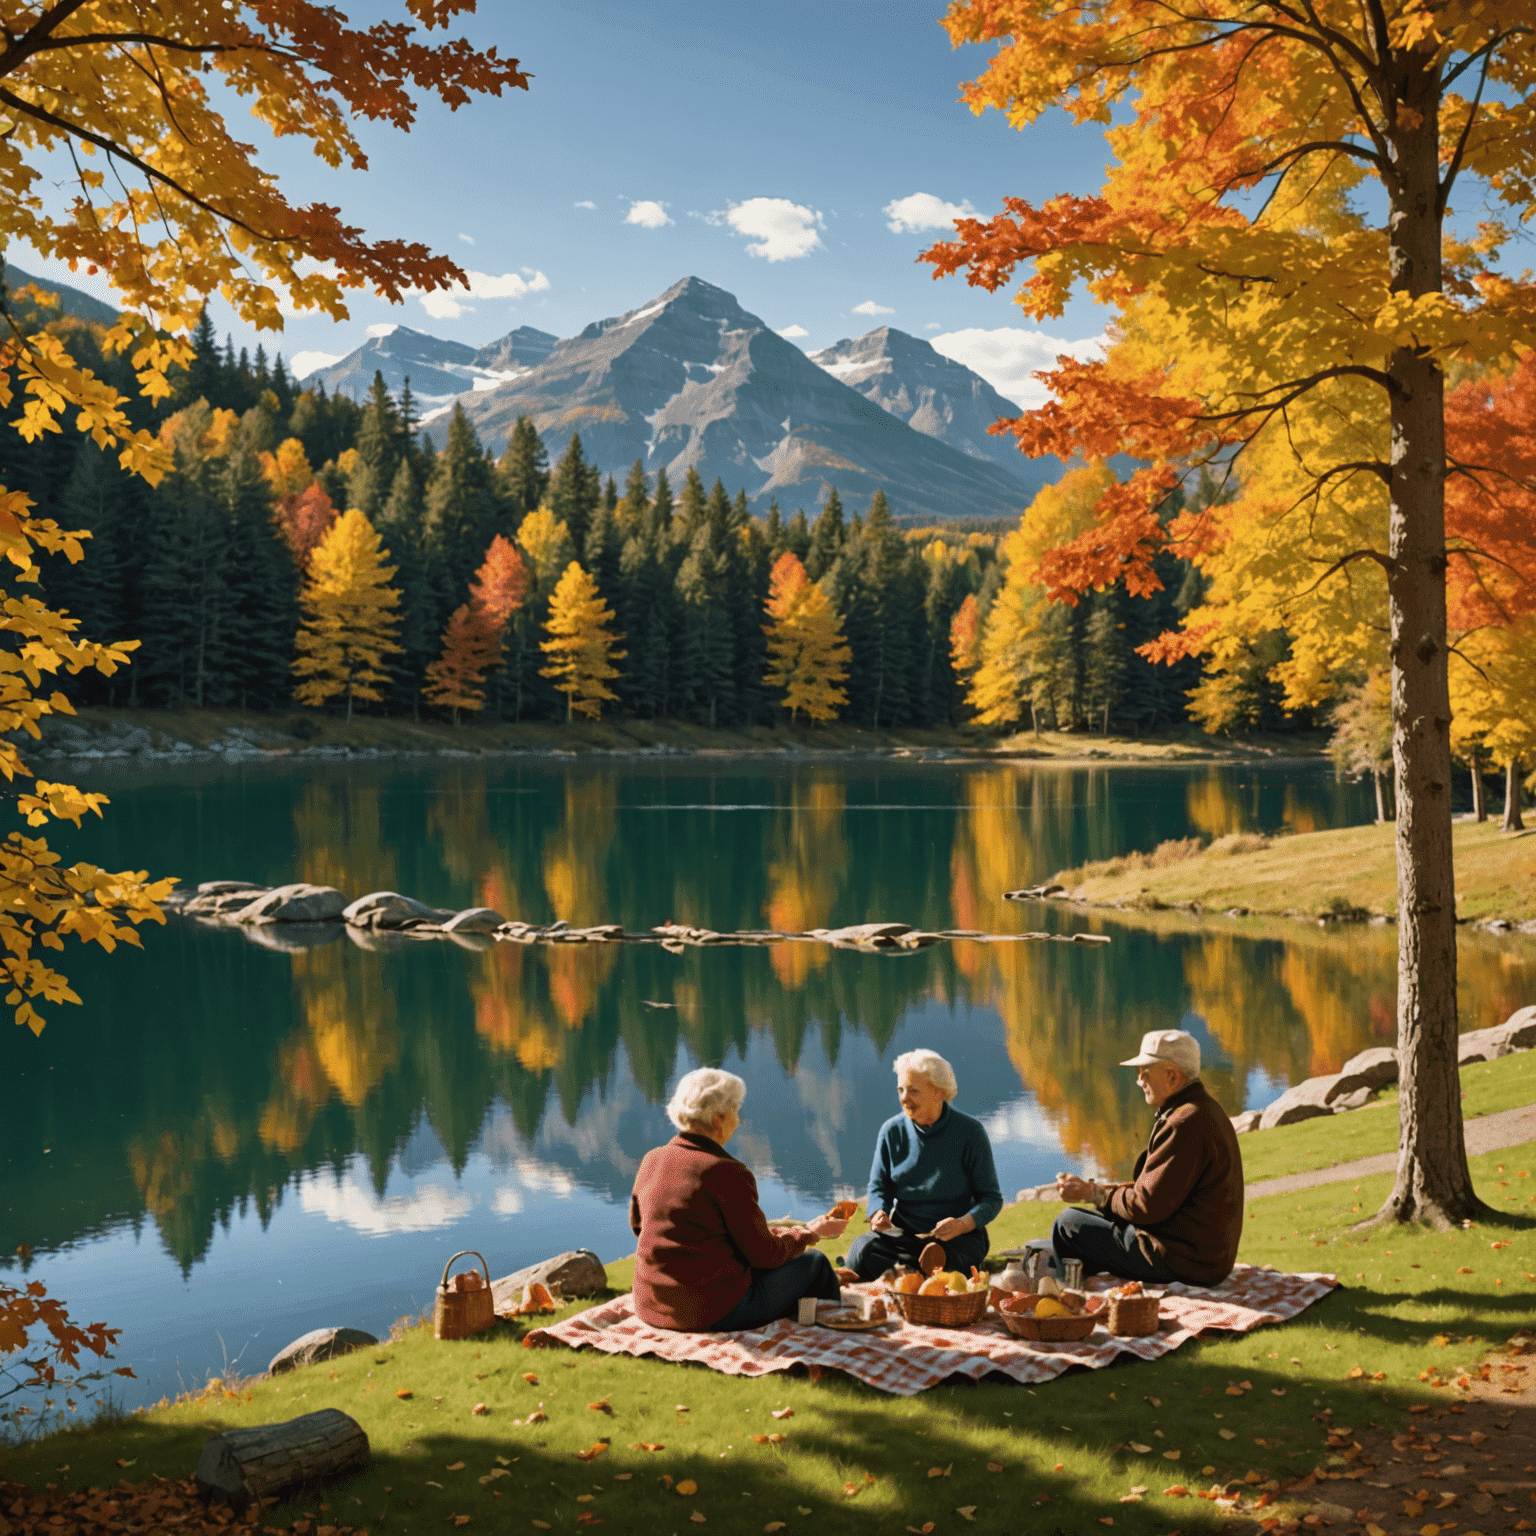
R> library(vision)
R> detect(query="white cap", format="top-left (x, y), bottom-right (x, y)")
top-left (1120, 1029), bottom-right (1201, 1078)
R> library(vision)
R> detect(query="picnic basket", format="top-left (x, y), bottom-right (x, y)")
top-left (884, 1286), bottom-right (989, 1328)
top-left (1107, 1291), bottom-right (1161, 1337)
top-left (434, 1250), bottom-right (495, 1340)
top-left (996, 1294), bottom-right (1098, 1343)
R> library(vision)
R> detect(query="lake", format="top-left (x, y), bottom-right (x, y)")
top-left (4, 755), bottom-right (1532, 1411)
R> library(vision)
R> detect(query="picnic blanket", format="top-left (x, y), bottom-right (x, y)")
top-left (524, 1265), bottom-right (1337, 1397)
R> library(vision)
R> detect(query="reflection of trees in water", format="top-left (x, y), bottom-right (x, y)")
top-left (295, 780), bottom-right (397, 898)
top-left (764, 778), bottom-right (845, 986)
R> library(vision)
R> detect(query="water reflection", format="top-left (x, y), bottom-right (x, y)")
top-left (6, 758), bottom-right (1534, 1395)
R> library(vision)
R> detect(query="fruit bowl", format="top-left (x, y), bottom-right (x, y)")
top-left (884, 1284), bottom-right (989, 1328)
top-left (995, 1292), bottom-right (1100, 1342)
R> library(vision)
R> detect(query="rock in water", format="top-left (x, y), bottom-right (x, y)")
top-left (492, 1250), bottom-right (607, 1315)
top-left (267, 1326), bottom-right (378, 1377)
top-left (442, 907), bottom-right (508, 933)
top-left (342, 891), bottom-right (453, 929)
top-left (196, 1408), bottom-right (368, 1510)
top-left (236, 883), bottom-right (348, 924)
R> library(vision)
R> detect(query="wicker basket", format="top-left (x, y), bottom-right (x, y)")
top-left (1107, 1291), bottom-right (1161, 1337)
top-left (434, 1250), bottom-right (495, 1341)
top-left (997, 1306), bottom-right (1097, 1343)
top-left (884, 1286), bottom-right (990, 1328)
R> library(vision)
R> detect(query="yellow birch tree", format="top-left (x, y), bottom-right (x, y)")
top-left (293, 510), bottom-right (402, 723)
top-left (762, 552), bottom-right (851, 724)
top-left (540, 563), bottom-right (625, 722)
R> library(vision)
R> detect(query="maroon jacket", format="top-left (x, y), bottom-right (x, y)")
top-left (1099, 1078), bottom-right (1244, 1286)
top-left (629, 1132), bottom-right (812, 1330)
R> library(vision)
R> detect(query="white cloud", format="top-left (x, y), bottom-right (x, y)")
top-left (883, 192), bottom-right (977, 233)
top-left (299, 1174), bottom-right (473, 1235)
top-left (929, 326), bottom-right (1106, 410)
top-left (458, 232), bottom-right (475, 245)
top-left (365, 322), bottom-right (398, 339)
top-left (852, 300), bottom-right (894, 316)
top-left (289, 349), bottom-right (341, 379)
top-left (625, 199), bottom-right (672, 229)
top-left (924, 322), bottom-right (942, 331)
top-left (413, 268), bottom-right (551, 321)
top-left (777, 323), bottom-right (809, 339)
top-left (574, 200), bottom-right (597, 210)
top-left (719, 197), bottom-right (823, 261)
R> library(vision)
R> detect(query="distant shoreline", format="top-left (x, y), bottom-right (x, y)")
top-left (29, 704), bottom-right (1331, 771)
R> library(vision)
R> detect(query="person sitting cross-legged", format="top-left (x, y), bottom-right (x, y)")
top-left (1051, 1029), bottom-right (1244, 1288)
top-left (844, 1048), bottom-right (1003, 1282)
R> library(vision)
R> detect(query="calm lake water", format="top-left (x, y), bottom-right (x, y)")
top-left (4, 755), bottom-right (1533, 1411)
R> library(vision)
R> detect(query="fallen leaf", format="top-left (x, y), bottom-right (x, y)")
top-left (576, 1442), bottom-right (610, 1463)
top-left (1271, 1387), bottom-right (1286, 1396)
top-left (523, 1373), bottom-right (539, 1385)
top-left (630, 1442), bottom-right (665, 1452)
top-left (613, 1474), bottom-right (632, 1482)
top-left (1219, 1429), bottom-right (1237, 1441)
top-left (956, 1507), bottom-right (978, 1521)
top-left (1054, 1463), bottom-right (1065, 1472)
top-left (1164, 1485), bottom-right (1189, 1498)
top-left (1129, 1442), bottom-right (1153, 1454)
top-left (1097, 1520), bottom-right (1114, 1527)
top-left (1347, 1366), bottom-right (1365, 1379)
top-left (690, 1515), bottom-right (706, 1525)
top-left (450, 1517), bottom-right (470, 1528)
top-left (987, 1462), bottom-right (1004, 1472)
top-left (576, 1495), bottom-right (594, 1504)
top-left (532, 1524), bottom-right (551, 1531)
top-left (1162, 1449), bottom-right (1181, 1461)
top-left (471, 1403), bottom-right (488, 1416)
top-left (676, 1404), bottom-right (691, 1412)
top-left (1145, 1396), bottom-right (1162, 1407)
top-left (527, 1409), bottom-right (548, 1424)
top-left (928, 1464), bottom-right (953, 1478)
top-left (676, 1480), bottom-right (698, 1496)
top-left (842, 1483), bottom-right (861, 1498)
top-left (446, 1461), bottom-right (466, 1471)
top-left (395, 1389), bottom-right (413, 1400)
top-left (478, 1471), bottom-right (510, 1485)
top-left (771, 1407), bottom-right (793, 1419)
top-left (426, 1481), bottom-right (444, 1489)
top-left (589, 1398), bottom-right (614, 1415)
top-left (765, 1526), bottom-right (786, 1534)
top-left (1225, 1385), bottom-right (1245, 1396)
top-left (1457, 1266), bottom-right (1474, 1275)
top-left (115, 1459), bottom-right (136, 1468)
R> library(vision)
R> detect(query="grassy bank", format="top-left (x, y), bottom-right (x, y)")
top-left (6, 1055), bottom-right (1534, 1535)
top-left (1049, 818), bottom-right (1536, 924)
top-left (37, 705), bottom-right (1325, 766)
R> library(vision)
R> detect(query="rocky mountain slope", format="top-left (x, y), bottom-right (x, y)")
top-left (308, 322), bottom-right (556, 403)
top-left (429, 277), bottom-right (1045, 522)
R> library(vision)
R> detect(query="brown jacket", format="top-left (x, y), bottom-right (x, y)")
top-left (1099, 1079), bottom-right (1244, 1286)
top-left (629, 1132), bottom-right (813, 1330)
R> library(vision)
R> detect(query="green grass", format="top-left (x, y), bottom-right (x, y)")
top-left (1051, 817), bottom-right (1536, 922)
top-left (1239, 1048), bottom-right (1536, 1184)
top-left (8, 1138), bottom-right (1535, 1536)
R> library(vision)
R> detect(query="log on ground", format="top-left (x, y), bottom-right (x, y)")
top-left (196, 1407), bottom-right (368, 1510)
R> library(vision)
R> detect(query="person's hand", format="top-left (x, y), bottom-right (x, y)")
top-left (1055, 1173), bottom-right (1098, 1203)
top-left (868, 1208), bottom-right (895, 1234)
top-left (806, 1214), bottom-right (848, 1241)
top-left (918, 1215), bottom-right (975, 1243)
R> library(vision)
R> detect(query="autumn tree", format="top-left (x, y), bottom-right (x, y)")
top-left (294, 509), bottom-right (403, 722)
top-left (540, 562), bottom-right (625, 721)
top-left (423, 534), bottom-right (528, 722)
top-left (763, 552), bottom-right (850, 724)
top-left (926, 0), bottom-right (1536, 1227)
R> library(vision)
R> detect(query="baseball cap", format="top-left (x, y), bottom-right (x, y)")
top-left (1120, 1029), bottom-right (1201, 1077)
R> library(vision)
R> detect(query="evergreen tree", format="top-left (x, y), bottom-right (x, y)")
top-left (783, 508), bottom-right (811, 562)
top-left (425, 404), bottom-right (500, 630)
top-left (540, 562), bottom-right (625, 721)
top-left (805, 488), bottom-right (845, 581)
top-left (293, 509), bottom-right (403, 722)
top-left (350, 371), bottom-right (403, 521)
top-left (603, 474), bottom-right (618, 513)
top-left (220, 438), bottom-right (299, 709)
top-left (584, 498), bottom-right (624, 612)
top-left (497, 416), bottom-right (549, 520)
top-left (548, 432), bottom-right (601, 557)
top-left (181, 308), bottom-right (222, 405)
top-left (729, 488), bottom-right (769, 725)
top-left (673, 490), bottom-right (735, 728)
top-left (764, 500), bottom-right (784, 553)
top-left (843, 490), bottom-right (912, 729)
top-left (1083, 590), bottom-right (1130, 733)
top-left (676, 465), bottom-right (709, 536)
top-left (617, 530), bottom-right (672, 718)
top-left (649, 465), bottom-right (674, 537)
top-left (617, 459), bottom-right (650, 532)
top-left (377, 457), bottom-right (434, 713)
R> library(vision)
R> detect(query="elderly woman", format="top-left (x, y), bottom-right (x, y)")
top-left (629, 1067), bottom-right (849, 1331)
top-left (845, 1049), bottom-right (1003, 1282)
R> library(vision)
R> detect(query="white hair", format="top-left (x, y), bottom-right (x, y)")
top-left (893, 1049), bottom-right (958, 1101)
top-left (666, 1067), bottom-right (747, 1133)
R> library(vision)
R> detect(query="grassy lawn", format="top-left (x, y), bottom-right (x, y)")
top-left (1051, 818), bottom-right (1536, 924)
top-left (7, 1089), bottom-right (1535, 1536)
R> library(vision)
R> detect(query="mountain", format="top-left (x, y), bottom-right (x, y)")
top-left (430, 277), bottom-right (1044, 522)
top-left (810, 326), bottom-right (1042, 482)
top-left (308, 322), bottom-right (557, 403)
top-left (4, 262), bottom-right (119, 327)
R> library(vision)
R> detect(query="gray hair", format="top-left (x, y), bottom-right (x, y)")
top-left (893, 1049), bottom-right (958, 1101)
top-left (667, 1067), bottom-right (747, 1133)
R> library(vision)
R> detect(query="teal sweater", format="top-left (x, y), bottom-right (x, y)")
top-left (865, 1103), bottom-right (1003, 1234)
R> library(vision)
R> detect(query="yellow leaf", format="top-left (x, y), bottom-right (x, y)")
top-left (676, 1480), bottom-right (698, 1496)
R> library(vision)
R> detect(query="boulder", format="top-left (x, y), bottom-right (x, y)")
top-left (237, 883), bottom-right (348, 924)
top-left (267, 1326), bottom-right (378, 1377)
top-left (1458, 1025), bottom-right (1515, 1064)
top-left (491, 1250), bottom-right (607, 1316)
top-left (198, 880), bottom-right (268, 897)
top-left (1258, 1074), bottom-right (1344, 1131)
top-left (1331, 1046), bottom-right (1399, 1099)
top-left (1230, 1110), bottom-right (1262, 1134)
top-left (182, 885), bottom-right (270, 916)
top-left (1014, 1183), bottom-right (1060, 1202)
top-left (442, 907), bottom-right (507, 934)
top-left (342, 891), bottom-right (452, 930)
top-left (1498, 1004), bottom-right (1536, 1049)
top-left (1330, 1086), bottom-right (1377, 1112)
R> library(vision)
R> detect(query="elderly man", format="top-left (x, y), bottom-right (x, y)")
top-left (1051, 1029), bottom-right (1243, 1287)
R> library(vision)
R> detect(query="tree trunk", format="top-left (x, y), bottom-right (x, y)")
top-left (1373, 769), bottom-right (1388, 825)
top-left (196, 1408), bottom-right (368, 1512)
top-left (1471, 751), bottom-right (1486, 822)
top-left (345, 684), bottom-right (353, 726)
top-left (1376, 58), bottom-right (1480, 1227)
top-left (1504, 755), bottom-right (1526, 833)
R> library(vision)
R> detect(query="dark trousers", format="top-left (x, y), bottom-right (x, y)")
top-left (709, 1251), bottom-right (840, 1332)
top-left (844, 1226), bottom-right (990, 1282)
top-left (1050, 1206), bottom-right (1181, 1284)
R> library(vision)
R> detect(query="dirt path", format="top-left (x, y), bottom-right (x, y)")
top-left (1246, 1103), bottom-right (1536, 1200)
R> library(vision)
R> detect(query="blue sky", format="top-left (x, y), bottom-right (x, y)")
top-left (18, 1), bottom-right (1121, 407)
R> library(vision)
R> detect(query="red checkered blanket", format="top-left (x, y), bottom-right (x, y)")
top-left (523, 1265), bottom-right (1337, 1397)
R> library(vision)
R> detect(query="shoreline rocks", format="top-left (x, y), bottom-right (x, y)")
top-left (267, 1326), bottom-right (378, 1377)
